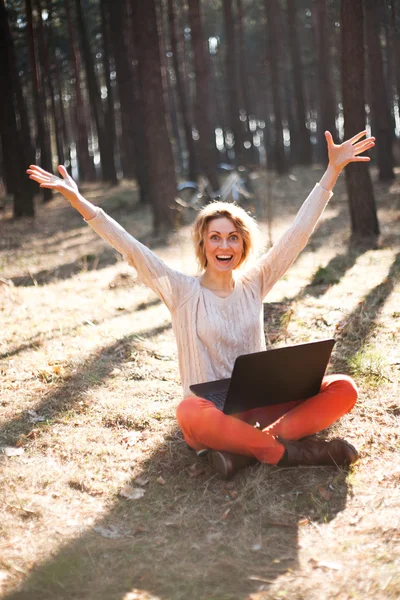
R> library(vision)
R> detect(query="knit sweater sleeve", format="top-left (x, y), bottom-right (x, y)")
top-left (86, 208), bottom-right (194, 312)
top-left (244, 183), bottom-right (333, 299)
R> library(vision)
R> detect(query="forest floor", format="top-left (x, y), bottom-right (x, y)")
top-left (0, 165), bottom-right (399, 600)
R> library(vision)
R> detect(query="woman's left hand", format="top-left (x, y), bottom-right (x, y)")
top-left (325, 130), bottom-right (375, 172)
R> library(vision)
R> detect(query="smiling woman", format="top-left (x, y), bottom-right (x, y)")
top-left (26, 129), bottom-right (374, 479)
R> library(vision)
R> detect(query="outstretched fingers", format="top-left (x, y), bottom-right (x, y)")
top-left (353, 140), bottom-right (375, 156)
top-left (349, 130), bottom-right (368, 144)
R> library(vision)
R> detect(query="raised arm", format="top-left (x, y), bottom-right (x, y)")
top-left (244, 130), bottom-right (375, 299)
top-left (27, 165), bottom-right (98, 220)
top-left (26, 165), bottom-right (194, 311)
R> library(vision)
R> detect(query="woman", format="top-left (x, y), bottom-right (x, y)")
top-left (27, 130), bottom-right (375, 479)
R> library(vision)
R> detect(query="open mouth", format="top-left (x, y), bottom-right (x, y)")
top-left (216, 255), bottom-right (233, 263)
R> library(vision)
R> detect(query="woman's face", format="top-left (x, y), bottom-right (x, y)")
top-left (203, 217), bottom-right (244, 273)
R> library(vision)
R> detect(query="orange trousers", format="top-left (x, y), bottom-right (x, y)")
top-left (176, 374), bottom-right (358, 465)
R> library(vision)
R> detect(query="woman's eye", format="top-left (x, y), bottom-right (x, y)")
top-left (230, 235), bottom-right (238, 241)
top-left (210, 235), bottom-right (219, 241)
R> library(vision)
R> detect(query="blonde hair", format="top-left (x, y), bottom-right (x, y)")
top-left (192, 201), bottom-right (260, 271)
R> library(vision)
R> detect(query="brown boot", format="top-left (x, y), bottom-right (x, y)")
top-left (208, 450), bottom-right (257, 480)
top-left (278, 437), bottom-right (359, 467)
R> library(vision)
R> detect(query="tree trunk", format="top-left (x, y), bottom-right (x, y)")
top-left (100, 0), bottom-right (118, 185)
top-left (364, 0), bottom-right (395, 181)
top-left (75, 0), bottom-right (117, 183)
top-left (0, 0), bottom-right (35, 217)
top-left (313, 0), bottom-right (338, 163)
top-left (35, 0), bottom-right (65, 166)
top-left (65, 0), bottom-right (95, 181)
top-left (131, 0), bottom-right (177, 233)
top-left (391, 1), bottom-right (400, 120)
top-left (341, 0), bottom-right (379, 241)
top-left (187, 0), bottom-right (219, 192)
top-left (286, 0), bottom-right (312, 165)
top-left (107, 0), bottom-right (151, 204)
top-left (264, 0), bottom-right (287, 173)
top-left (222, 0), bottom-right (246, 165)
top-left (167, 0), bottom-right (197, 181)
top-left (236, 0), bottom-right (256, 164)
top-left (25, 0), bottom-right (53, 202)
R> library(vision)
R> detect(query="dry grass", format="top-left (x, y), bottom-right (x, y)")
top-left (0, 167), bottom-right (399, 600)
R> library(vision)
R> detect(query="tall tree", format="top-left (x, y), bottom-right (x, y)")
top-left (25, 0), bottom-right (52, 201)
top-left (167, 0), bottom-right (197, 181)
top-left (187, 0), bottom-right (219, 192)
top-left (313, 0), bottom-right (338, 163)
top-left (35, 0), bottom-right (65, 166)
top-left (222, 0), bottom-right (246, 165)
top-left (131, 0), bottom-right (177, 232)
top-left (75, 0), bottom-right (117, 183)
top-left (65, 0), bottom-right (95, 181)
top-left (264, 0), bottom-right (287, 173)
top-left (364, 0), bottom-right (395, 181)
top-left (100, 0), bottom-right (118, 185)
top-left (236, 0), bottom-right (256, 163)
top-left (0, 0), bottom-right (35, 217)
top-left (286, 0), bottom-right (312, 165)
top-left (341, 0), bottom-right (379, 240)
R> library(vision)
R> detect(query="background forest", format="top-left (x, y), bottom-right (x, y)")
top-left (1, 0), bottom-right (399, 235)
top-left (0, 2), bottom-right (399, 600)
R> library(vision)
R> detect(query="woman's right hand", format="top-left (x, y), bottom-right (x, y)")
top-left (26, 165), bottom-right (79, 205)
top-left (26, 165), bottom-right (97, 220)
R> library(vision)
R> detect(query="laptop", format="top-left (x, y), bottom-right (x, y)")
top-left (189, 339), bottom-right (335, 414)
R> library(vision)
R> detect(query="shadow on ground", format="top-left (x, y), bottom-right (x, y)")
top-left (0, 323), bottom-right (172, 446)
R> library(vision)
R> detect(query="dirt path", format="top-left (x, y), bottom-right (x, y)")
top-left (0, 167), bottom-right (399, 600)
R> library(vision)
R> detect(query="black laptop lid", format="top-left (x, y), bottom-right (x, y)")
top-left (223, 338), bottom-right (335, 415)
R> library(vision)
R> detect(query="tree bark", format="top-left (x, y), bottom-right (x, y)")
top-left (236, 0), bottom-right (256, 164)
top-left (222, 0), bottom-right (246, 165)
top-left (100, 0), bottom-right (118, 185)
top-left (0, 0), bottom-right (35, 217)
top-left (313, 0), bottom-right (338, 163)
top-left (364, 0), bottom-right (395, 181)
top-left (187, 0), bottom-right (219, 192)
top-left (75, 0), bottom-right (117, 183)
top-left (35, 0), bottom-right (65, 166)
top-left (167, 0), bottom-right (197, 181)
top-left (25, 0), bottom-right (53, 202)
top-left (65, 0), bottom-right (95, 181)
top-left (341, 0), bottom-right (379, 241)
top-left (286, 0), bottom-right (312, 165)
top-left (131, 0), bottom-right (177, 233)
top-left (264, 0), bottom-right (287, 173)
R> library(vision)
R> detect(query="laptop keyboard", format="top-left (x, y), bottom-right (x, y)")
top-left (206, 389), bottom-right (228, 411)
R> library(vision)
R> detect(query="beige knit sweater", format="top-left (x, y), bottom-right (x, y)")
top-left (87, 183), bottom-right (332, 398)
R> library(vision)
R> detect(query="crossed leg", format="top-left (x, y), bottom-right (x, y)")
top-left (176, 374), bottom-right (358, 465)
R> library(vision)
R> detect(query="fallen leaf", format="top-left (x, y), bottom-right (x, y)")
top-left (188, 464), bottom-right (206, 478)
top-left (298, 518), bottom-right (310, 526)
top-left (27, 411), bottom-right (46, 424)
top-left (248, 575), bottom-right (275, 584)
top-left (110, 368), bottom-right (122, 376)
top-left (0, 446), bottom-right (24, 457)
top-left (135, 476), bottom-right (149, 486)
top-left (317, 485), bottom-right (332, 501)
top-left (228, 490), bottom-right (238, 499)
top-left (165, 521), bottom-right (180, 528)
top-left (121, 431), bottom-right (142, 446)
top-left (310, 557), bottom-right (342, 571)
top-left (264, 520), bottom-right (297, 528)
top-left (119, 485), bottom-right (146, 500)
top-left (157, 476), bottom-right (166, 485)
top-left (133, 525), bottom-right (147, 535)
top-left (221, 507), bottom-right (231, 520)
